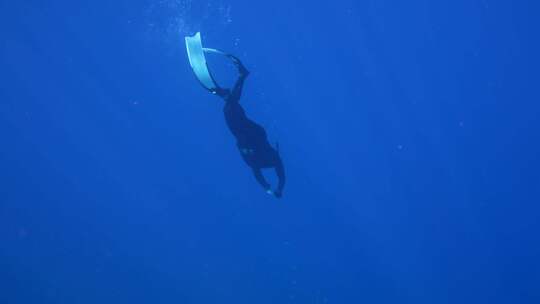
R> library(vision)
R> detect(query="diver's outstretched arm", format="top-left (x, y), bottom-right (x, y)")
top-left (252, 168), bottom-right (271, 192)
top-left (274, 159), bottom-right (286, 198)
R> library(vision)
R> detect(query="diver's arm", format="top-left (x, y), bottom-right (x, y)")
top-left (252, 168), bottom-right (271, 192)
top-left (274, 158), bottom-right (286, 198)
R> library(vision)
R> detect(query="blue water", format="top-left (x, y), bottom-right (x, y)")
top-left (1, 1), bottom-right (539, 303)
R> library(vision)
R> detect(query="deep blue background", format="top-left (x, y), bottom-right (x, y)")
top-left (1, 0), bottom-right (539, 303)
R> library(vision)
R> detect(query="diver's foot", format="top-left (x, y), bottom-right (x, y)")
top-left (238, 66), bottom-right (249, 77)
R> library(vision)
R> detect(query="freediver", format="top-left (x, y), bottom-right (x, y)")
top-left (212, 56), bottom-right (285, 198)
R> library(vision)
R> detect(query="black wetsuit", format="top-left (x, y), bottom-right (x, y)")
top-left (214, 64), bottom-right (285, 198)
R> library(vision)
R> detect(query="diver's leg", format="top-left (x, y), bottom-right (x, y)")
top-left (228, 73), bottom-right (248, 103)
top-left (212, 87), bottom-right (230, 98)
top-left (227, 56), bottom-right (249, 103)
top-left (228, 54), bottom-right (249, 76)
top-left (223, 72), bottom-right (248, 123)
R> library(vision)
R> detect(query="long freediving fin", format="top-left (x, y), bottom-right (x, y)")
top-left (185, 32), bottom-right (220, 91)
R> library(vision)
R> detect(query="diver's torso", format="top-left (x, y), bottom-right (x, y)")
top-left (224, 101), bottom-right (267, 146)
top-left (224, 100), bottom-right (277, 168)
top-left (238, 144), bottom-right (278, 169)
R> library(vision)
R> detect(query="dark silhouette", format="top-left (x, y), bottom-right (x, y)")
top-left (212, 56), bottom-right (285, 198)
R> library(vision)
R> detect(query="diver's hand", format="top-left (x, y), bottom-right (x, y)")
top-left (266, 189), bottom-right (274, 196)
top-left (274, 190), bottom-right (283, 199)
